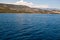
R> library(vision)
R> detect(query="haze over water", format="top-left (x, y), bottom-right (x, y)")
top-left (0, 13), bottom-right (60, 40)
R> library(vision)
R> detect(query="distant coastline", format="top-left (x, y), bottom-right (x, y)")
top-left (0, 3), bottom-right (60, 14)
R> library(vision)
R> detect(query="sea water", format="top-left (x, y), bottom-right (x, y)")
top-left (0, 13), bottom-right (60, 40)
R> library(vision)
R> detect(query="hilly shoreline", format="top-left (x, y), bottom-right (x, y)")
top-left (0, 3), bottom-right (60, 14)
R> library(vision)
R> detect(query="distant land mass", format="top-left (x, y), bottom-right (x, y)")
top-left (0, 3), bottom-right (60, 14)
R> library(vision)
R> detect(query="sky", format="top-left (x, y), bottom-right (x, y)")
top-left (0, 0), bottom-right (60, 9)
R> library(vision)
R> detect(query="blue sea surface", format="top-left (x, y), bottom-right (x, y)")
top-left (0, 13), bottom-right (60, 40)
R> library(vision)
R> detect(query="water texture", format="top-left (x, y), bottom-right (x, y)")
top-left (0, 14), bottom-right (60, 40)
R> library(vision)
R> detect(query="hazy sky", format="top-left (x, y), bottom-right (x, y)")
top-left (0, 0), bottom-right (60, 9)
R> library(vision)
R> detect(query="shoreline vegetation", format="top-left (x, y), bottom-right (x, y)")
top-left (0, 3), bottom-right (60, 14)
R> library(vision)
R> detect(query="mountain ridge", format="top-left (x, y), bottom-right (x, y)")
top-left (0, 3), bottom-right (60, 14)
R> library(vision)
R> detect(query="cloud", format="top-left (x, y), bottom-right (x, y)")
top-left (15, 0), bottom-right (33, 6)
top-left (31, 5), bottom-right (49, 8)
top-left (15, 0), bottom-right (49, 8)
top-left (14, 0), bottom-right (49, 8)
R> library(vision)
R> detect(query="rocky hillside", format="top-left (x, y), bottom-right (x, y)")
top-left (0, 3), bottom-right (60, 14)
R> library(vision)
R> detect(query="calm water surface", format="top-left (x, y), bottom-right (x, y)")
top-left (0, 13), bottom-right (60, 40)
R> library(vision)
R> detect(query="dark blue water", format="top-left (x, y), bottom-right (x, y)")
top-left (0, 14), bottom-right (60, 40)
